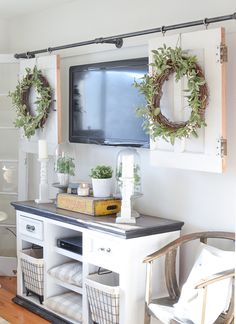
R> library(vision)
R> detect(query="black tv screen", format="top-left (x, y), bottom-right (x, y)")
top-left (69, 58), bottom-right (149, 147)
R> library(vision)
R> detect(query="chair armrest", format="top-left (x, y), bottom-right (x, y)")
top-left (195, 268), bottom-right (235, 289)
top-left (143, 237), bottom-right (181, 263)
top-left (144, 233), bottom-right (205, 263)
top-left (143, 231), bottom-right (235, 263)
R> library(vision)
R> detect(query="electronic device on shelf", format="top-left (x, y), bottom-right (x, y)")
top-left (69, 57), bottom-right (149, 147)
top-left (57, 235), bottom-right (83, 255)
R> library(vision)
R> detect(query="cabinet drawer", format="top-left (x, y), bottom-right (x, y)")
top-left (85, 235), bottom-right (121, 272)
top-left (19, 215), bottom-right (43, 241)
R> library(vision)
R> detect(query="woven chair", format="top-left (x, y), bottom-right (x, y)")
top-left (143, 232), bottom-right (235, 324)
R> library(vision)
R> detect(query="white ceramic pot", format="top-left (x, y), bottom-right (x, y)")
top-left (92, 178), bottom-right (112, 198)
top-left (57, 173), bottom-right (69, 186)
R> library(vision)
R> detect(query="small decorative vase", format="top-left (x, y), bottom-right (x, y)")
top-left (3, 168), bottom-right (14, 183)
top-left (92, 178), bottom-right (112, 198)
top-left (2, 167), bottom-right (17, 191)
top-left (57, 173), bottom-right (69, 186)
top-left (0, 211), bottom-right (8, 222)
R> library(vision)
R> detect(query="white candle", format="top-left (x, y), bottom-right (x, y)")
top-left (77, 182), bottom-right (90, 196)
top-left (81, 183), bottom-right (89, 189)
top-left (77, 187), bottom-right (90, 196)
top-left (38, 139), bottom-right (48, 159)
top-left (122, 154), bottom-right (134, 178)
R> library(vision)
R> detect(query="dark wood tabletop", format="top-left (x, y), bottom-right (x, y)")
top-left (12, 200), bottom-right (184, 239)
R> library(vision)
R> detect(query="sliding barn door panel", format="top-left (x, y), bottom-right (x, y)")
top-left (149, 28), bottom-right (226, 173)
top-left (19, 55), bottom-right (62, 155)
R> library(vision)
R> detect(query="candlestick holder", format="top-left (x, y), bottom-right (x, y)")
top-left (116, 178), bottom-right (136, 224)
top-left (115, 148), bottom-right (142, 224)
top-left (35, 158), bottom-right (52, 204)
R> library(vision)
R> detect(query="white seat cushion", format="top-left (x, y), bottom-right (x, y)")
top-left (173, 243), bottom-right (235, 324)
top-left (48, 261), bottom-right (82, 286)
top-left (44, 291), bottom-right (82, 322)
top-left (148, 303), bottom-right (195, 324)
top-left (148, 303), bottom-right (175, 324)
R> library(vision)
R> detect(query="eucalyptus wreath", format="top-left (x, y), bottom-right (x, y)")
top-left (133, 45), bottom-right (208, 145)
top-left (9, 66), bottom-right (52, 139)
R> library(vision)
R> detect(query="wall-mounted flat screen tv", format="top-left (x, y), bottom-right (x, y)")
top-left (69, 58), bottom-right (149, 147)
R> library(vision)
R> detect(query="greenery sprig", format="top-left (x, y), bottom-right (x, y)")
top-left (133, 45), bottom-right (208, 145)
top-left (90, 165), bottom-right (113, 179)
top-left (9, 66), bottom-right (52, 139)
top-left (55, 156), bottom-right (75, 175)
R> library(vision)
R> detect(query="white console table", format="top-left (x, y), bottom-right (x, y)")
top-left (12, 201), bottom-right (184, 324)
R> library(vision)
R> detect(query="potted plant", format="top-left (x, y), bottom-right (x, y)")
top-left (55, 155), bottom-right (75, 186)
top-left (90, 165), bottom-right (113, 198)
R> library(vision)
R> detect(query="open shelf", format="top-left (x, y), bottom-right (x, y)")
top-left (54, 246), bottom-right (83, 262)
top-left (20, 234), bottom-right (44, 248)
top-left (48, 275), bottom-right (83, 295)
top-left (0, 191), bottom-right (18, 195)
top-left (19, 293), bottom-right (82, 324)
top-left (0, 159), bottom-right (18, 162)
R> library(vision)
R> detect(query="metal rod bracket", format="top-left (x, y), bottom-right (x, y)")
top-left (114, 38), bottom-right (123, 48)
top-left (14, 52), bottom-right (35, 59)
top-left (94, 37), bottom-right (123, 48)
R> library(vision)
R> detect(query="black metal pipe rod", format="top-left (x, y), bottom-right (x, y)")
top-left (14, 12), bottom-right (236, 59)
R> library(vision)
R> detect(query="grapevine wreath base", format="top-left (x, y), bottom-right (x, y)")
top-left (134, 46), bottom-right (208, 145)
top-left (9, 66), bottom-right (52, 139)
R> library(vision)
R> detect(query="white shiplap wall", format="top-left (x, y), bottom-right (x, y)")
top-left (6, 0), bottom-right (236, 281)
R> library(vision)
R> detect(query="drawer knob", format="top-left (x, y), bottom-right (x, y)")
top-left (98, 247), bottom-right (111, 253)
top-left (26, 224), bottom-right (35, 232)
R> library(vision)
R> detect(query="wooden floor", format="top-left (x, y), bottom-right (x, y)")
top-left (0, 277), bottom-right (17, 295)
top-left (0, 277), bottom-right (50, 324)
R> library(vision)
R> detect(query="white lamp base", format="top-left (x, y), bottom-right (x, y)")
top-left (115, 178), bottom-right (138, 224)
top-left (116, 215), bottom-right (136, 224)
top-left (35, 158), bottom-right (52, 204)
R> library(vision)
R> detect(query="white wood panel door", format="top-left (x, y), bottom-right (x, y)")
top-left (0, 54), bottom-right (20, 204)
top-left (19, 55), bottom-right (62, 156)
top-left (149, 28), bottom-right (226, 173)
top-left (0, 54), bottom-right (19, 275)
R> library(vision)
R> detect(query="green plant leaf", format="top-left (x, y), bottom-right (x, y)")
top-left (154, 107), bottom-right (161, 116)
top-left (90, 165), bottom-right (113, 179)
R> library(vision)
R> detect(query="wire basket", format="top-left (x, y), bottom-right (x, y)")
top-left (85, 272), bottom-right (120, 324)
top-left (19, 247), bottom-right (44, 304)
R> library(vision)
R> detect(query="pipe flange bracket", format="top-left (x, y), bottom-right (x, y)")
top-left (115, 38), bottom-right (123, 48)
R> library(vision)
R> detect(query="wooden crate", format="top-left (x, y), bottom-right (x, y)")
top-left (57, 194), bottom-right (121, 216)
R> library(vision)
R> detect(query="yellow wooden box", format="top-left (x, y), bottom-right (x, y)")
top-left (57, 193), bottom-right (121, 216)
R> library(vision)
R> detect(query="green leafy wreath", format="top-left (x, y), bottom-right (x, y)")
top-left (133, 45), bottom-right (208, 145)
top-left (9, 66), bottom-right (52, 139)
